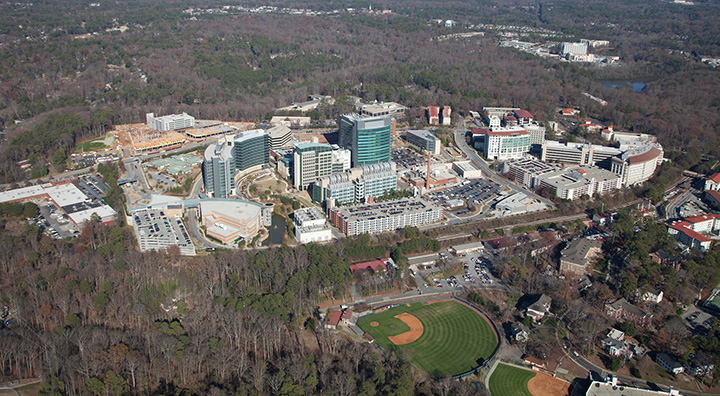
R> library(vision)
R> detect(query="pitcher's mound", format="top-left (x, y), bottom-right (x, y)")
top-left (370, 321), bottom-right (379, 327)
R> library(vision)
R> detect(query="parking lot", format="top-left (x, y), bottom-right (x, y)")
top-left (391, 147), bottom-right (427, 170)
top-left (131, 208), bottom-right (195, 255)
top-left (36, 200), bottom-right (80, 239)
top-left (76, 175), bottom-right (110, 202)
top-left (426, 179), bottom-right (500, 214)
top-left (414, 249), bottom-right (499, 291)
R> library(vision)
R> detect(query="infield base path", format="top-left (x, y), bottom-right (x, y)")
top-left (527, 371), bottom-right (571, 396)
top-left (387, 313), bottom-right (424, 345)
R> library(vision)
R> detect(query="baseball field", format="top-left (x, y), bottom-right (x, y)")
top-left (357, 300), bottom-right (498, 377)
top-left (489, 363), bottom-right (571, 396)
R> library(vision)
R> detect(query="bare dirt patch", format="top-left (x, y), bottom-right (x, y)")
top-left (388, 313), bottom-right (424, 345)
top-left (527, 371), bottom-right (571, 396)
top-left (370, 321), bottom-right (379, 327)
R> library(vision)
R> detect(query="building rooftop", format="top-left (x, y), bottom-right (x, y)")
top-left (668, 221), bottom-right (711, 242)
top-left (294, 207), bottom-right (326, 225)
top-left (683, 213), bottom-right (720, 223)
top-left (608, 298), bottom-right (651, 319)
top-left (707, 172), bottom-right (720, 184)
top-left (267, 124), bottom-right (292, 139)
top-left (706, 190), bottom-right (720, 203)
top-left (486, 126), bottom-right (529, 136)
top-left (332, 197), bottom-right (441, 222)
top-left (514, 109), bottom-right (534, 118)
top-left (586, 380), bottom-right (681, 396)
top-left (561, 238), bottom-right (602, 266)
top-left (233, 129), bottom-right (267, 143)
top-left (407, 129), bottom-right (437, 140)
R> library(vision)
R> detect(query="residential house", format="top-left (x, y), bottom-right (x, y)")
top-left (605, 298), bottom-right (653, 327)
top-left (511, 321), bottom-right (530, 343)
top-left (650, 250), bottom-right (684, 271)
top-left (656, 352), bottom-right (684, 375)
top-left (526, 294), bottom-right (552, 322)
top-left (560, 108), bottom-right (580, 116)
top-left (687, 353), bottom-right (715, 376)
top-left (641, 290), bottom-right (664, 304)
top-left (600, 329), bottom-right (633, 359)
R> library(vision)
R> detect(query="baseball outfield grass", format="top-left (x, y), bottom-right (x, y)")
top-left (488, 363), bottom-right (535, 396)
top-left (357, 301), bottom-right (498, 377)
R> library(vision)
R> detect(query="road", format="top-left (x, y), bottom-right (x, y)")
top-left (453, 118), bottom-right (554, 207)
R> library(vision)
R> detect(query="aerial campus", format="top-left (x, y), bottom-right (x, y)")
top-left (4, 92), bottom-right (720, 395)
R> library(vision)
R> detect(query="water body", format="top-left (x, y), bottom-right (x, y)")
top-left (600, 80), bottom-right (648, 92)
top-left (262, 212), bottom-right (287, 246)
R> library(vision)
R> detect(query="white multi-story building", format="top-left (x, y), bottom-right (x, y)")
top-left (293, 142), bottom-right (334, 190)
top-left (667, 214), bottom-right (720, 251)
top-left (538, 166), bottom-right (621, 200)
top-left (610, 144), bottom-right (664, 186)
top-left (146, 112), bottom-right (195, 131)
top-left (521, 123), bottom-right (546, 146)
top-left (561, 42), bottom-right (588, 56)
top-left (312, 162), bottom-right (397, 206)
top-left (267, 125), bottom-right (292, 150)
top-left (705, 172), bottom-right (720, 191)
top-left (503, 157), bottom-right (559, 188)
top-left (483, 127), bottom-right (530, 161)
top-left (329, 197), bottom-right (443, 236)
top-left (331, 145), bottom-right (352, 172)
top-left (293, 207), bottom-right (333, 243)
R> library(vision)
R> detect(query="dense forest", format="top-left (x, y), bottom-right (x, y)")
top-left (0, 207), bottom-right (478, 395)
top-left (1, 0), bottom-right (720, 181)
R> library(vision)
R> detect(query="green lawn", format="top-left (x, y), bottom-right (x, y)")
top-left (357, 301), bottom-right (498, 377)
top-left (73, 136), bottom-right (109, 153)
top-left (488, 363), bottom-right (535, 396)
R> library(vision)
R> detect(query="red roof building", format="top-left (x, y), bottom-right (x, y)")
top-left (426, 106), bottom-right (440, 125)
top-left (667, 220), bottom-right (713, 251)
top-left (706, 172), bottom-right (720, 191)
top-left (325, 310), bottom-right (342, 329)
top-left (513, 110), bottom-right (534, 125)
top-left (706, 190), bottom-right (720, 210)
top-left (350, 258), bottom-right (389, 273)
top-left (441, 105), bottom-right (452, 125)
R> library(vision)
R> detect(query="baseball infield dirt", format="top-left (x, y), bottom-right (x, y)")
top-left (388, 313), bottom-right (424, 345)
top-left (527, 371), bottom-right (571, 396)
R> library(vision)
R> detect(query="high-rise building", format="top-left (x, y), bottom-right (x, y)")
top-left (293, 142), bottom-right (334, 190)
top-left (232, 129), bottom-right (269, 172)
top-left (202, 138), bottom-right (236, 198)
top-left (338, 114), bottom-right (393, 166)
top-left (202, 130), bottom-right (269, 198)
top-left (483, 127), bottom-right (531, 161)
